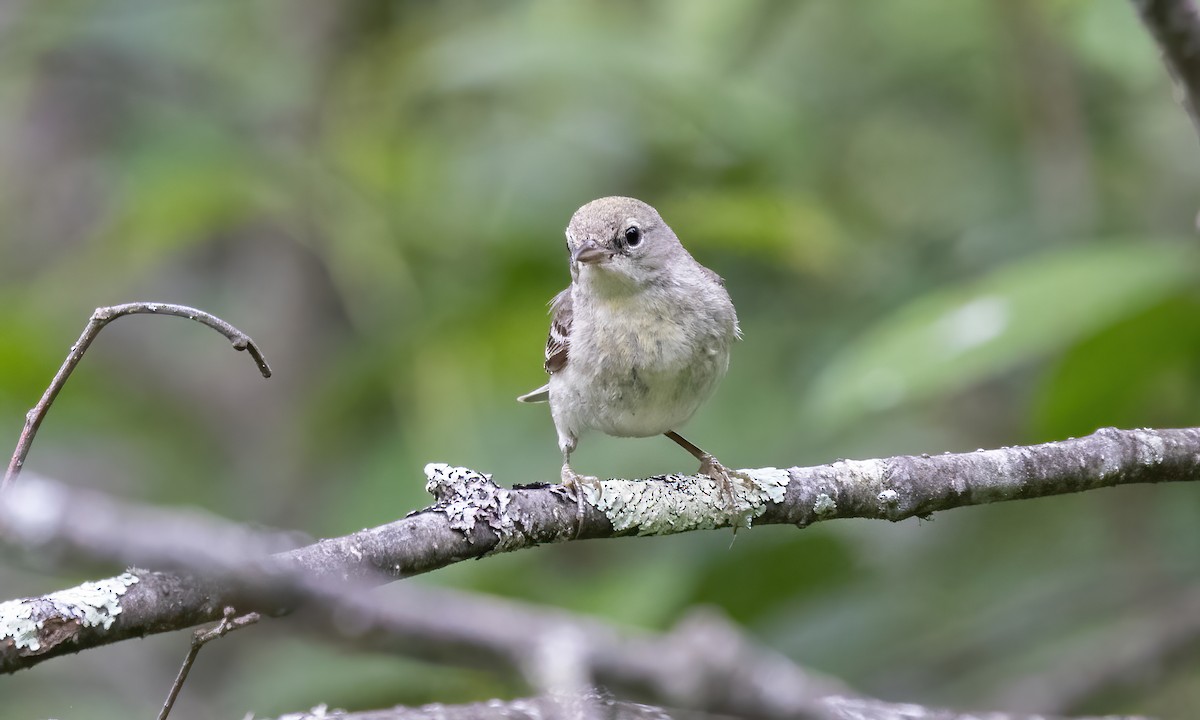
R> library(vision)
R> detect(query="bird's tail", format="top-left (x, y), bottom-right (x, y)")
top-left (516, 384), bottom-right (550, 403)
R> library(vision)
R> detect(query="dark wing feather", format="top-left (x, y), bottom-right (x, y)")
top-left (544, 288), bottom-right (572, 374)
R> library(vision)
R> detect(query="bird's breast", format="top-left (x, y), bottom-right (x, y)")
top-left (564, 290), bottom-right (733, 437)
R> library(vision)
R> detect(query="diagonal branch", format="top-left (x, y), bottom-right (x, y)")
top-left (1129, 0), bottom-right (1200, 142)
top-left (2, 302), bottom-right (271, 492)
top-left (0, 474), bottom-right (1154, 720)
top-left (2, 425), bottom-right (1198, 678)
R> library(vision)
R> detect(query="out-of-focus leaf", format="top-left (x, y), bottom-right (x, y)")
top-left (6, 1), bottom-right (1200, 716)
top-left (803, 241), bottom-right (1197, 430)
top-left (661, 189), bottom-right (847, 275)
top-left (1070, 0), bottom-right (1164, 88)
top-left (0, 313), bottom-right (63, 401)
top-left (224, 636), bottom-right (504, 716)
top-left (686, 529), bottom-right (853, 625)
top-left (1033, 294), bottom-right (1200, 440)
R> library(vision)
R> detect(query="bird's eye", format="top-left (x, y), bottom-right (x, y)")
top-left (624, 226), bottom-right (642, 247)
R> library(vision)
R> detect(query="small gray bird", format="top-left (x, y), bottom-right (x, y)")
top-left (518, 196), bottom-right (742, 501)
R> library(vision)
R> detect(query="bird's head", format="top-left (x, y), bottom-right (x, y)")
top-left (564, 196), bottom-right (684, 291)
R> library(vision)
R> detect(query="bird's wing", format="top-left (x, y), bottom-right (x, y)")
top-left (516, 288), bottom-right (571, 404)
top-left (698, 264), bottom-right (743, 340)
top-left (544, 287), bottom-right (572, 373)
top-left (699, 264), bottom-right (726, 287)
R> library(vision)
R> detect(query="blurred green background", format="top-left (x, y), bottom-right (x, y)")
top-left (2, 1), bottom-right (1200, 718)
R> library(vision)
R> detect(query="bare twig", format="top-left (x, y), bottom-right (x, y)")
top-left (2, 302), bottom-right (272, 492)
top-left (158, 607), bottom-right (260, 720)
top-left (1129, 0), bottom-right (1200, 142)
top-left (2, 425), bottom-right (1199, 680)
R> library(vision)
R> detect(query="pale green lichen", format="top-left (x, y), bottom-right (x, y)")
top-left (829, 458), bottom-right (888, 486)
top-left (813, 493), bottom-right (837, 518)
top-left (0, 572), bottom-right (140, 651)
top-left (1135, 430), bottom-right (1166, 466)
top-left (424, 463), bottom-right (520, 552)
top-left (582, 467), bottom-right (791, 536)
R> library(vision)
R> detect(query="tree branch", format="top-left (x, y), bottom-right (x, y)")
top-left (1129, 0), bottom-right (1200, 142)
top-left (0, 485), bottom-right (1152, 720)
top-left (254, 692), bottom-right (1138, 720)
top-left (2, 425), bottom-right (1197, 678)
top-left (260, 694), bottom-right (705, 720)
top-left (2, 302), bottom-right (271, 491)
top-left (0, 476), bottom-right (847, 718)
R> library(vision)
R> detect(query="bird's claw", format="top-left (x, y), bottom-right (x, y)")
top-left (560, 465), bottom-right (600, 538)
top-left (697, 454), bottom-right (753, 532)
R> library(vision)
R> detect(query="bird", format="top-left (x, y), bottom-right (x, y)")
top-left (518, 196), bottom-right (743, 510)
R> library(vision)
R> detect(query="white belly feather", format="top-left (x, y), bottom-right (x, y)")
top-left (549, 287), bottom-right (733, 440)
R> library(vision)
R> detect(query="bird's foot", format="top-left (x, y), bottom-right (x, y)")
top-left (697, 454), bottom-right (753, 532)
top-left (559, 464), bottom-right (601, 537)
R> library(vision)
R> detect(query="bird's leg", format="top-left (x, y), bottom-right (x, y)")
top-left (558, 437), bottom-right (598, 535)
top-left (664, 430), bottom-right (749, 524)
top-left (560, 462), bottom-right (602, 499)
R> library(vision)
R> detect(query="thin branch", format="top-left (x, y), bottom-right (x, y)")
top-left (2, 425), bottom-right (1198, 679)
top-left (158, 607), bottom-right (260, 720)
top-left (1129, 0), bottom-right (1200, 142)
top-left (2, 302), bottom-right (272, 492)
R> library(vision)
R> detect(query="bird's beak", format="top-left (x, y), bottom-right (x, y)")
top-left (571, 240), bottom-right (611, 266)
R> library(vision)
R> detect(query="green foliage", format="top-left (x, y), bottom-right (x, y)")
top-left (1035, 294), bottom-right (1200, 439)
top-left (805, 242), bottom-right (1197, 433)
top-left (1, 1), bottom-right (1199, 717)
